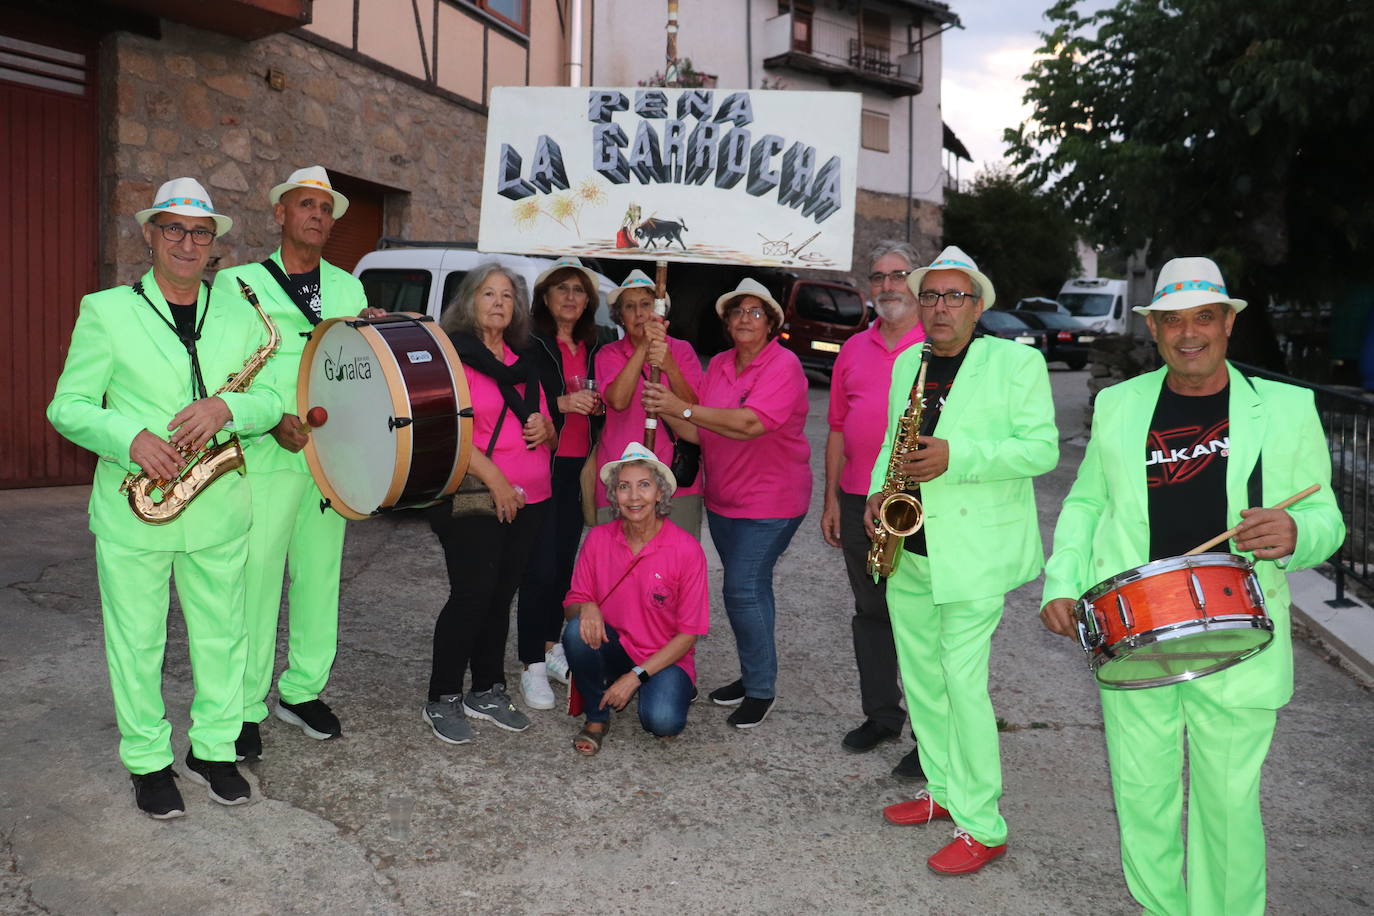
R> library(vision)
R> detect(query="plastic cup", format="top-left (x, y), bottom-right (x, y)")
top-left (386, 793), bottom-right (414, 841)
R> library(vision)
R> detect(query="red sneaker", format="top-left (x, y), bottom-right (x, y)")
top-left (927, 829), bottom-right (1007, 875)
top-left (882, 790), bottom-right (952, 825)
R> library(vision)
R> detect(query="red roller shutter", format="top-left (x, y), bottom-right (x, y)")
top-left (321, 174), bottom-right (384, 273)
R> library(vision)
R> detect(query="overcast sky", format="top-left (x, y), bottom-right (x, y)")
top-left (940, 0), bottom-right (1110, 176)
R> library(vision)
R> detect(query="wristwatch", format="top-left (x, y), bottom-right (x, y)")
top-left (681, 405), bottom-right (694, 420)
top-left (632, 665), bottom-right (650, 684)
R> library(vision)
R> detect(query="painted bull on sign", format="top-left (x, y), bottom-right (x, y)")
top-left (634, 217), bottom-right (689, 250)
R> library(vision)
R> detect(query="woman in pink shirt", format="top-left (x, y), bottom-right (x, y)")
top-left (562, 442), bottom-right (709, 754)
top-left (517, 257), bottom-right (610, 712)
top-left (422, 264), bottom-right (558, 746)
top-left (643, 278), bottom-right (811, 729)
top-left (594, 270), bottom-right (705, 537)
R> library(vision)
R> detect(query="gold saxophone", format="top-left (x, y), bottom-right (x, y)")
top-left (866, 344), bottom-right (931, 578)
top-left (120, 278), bottom-right (280, 524)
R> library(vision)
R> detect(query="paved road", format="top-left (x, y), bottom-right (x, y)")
top-left (2, 368), bottom-right (1371, 915)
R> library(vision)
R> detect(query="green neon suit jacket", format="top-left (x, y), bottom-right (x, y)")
top-left (1042, 363), bottom-right (1346, 709)
top-left (46, 270), bottom-right (283, 551)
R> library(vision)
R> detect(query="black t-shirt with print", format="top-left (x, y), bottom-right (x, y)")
top-left (1146, 383), bottom-right (1231, 560)
top-left (167, 301), bottom-right (197, 340)
top-left (903, 342), bottom-right (971, 557)
top-left (290, 265), bottom-right (322, 322)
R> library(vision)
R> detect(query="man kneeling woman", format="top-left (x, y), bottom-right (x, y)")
top-left (562, 442), bottom-right (709, 754)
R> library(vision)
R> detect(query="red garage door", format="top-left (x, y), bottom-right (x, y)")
top-left (1, 14), bottom-right (100, 488)
top-left (321, 173), bottom-right (385, 273)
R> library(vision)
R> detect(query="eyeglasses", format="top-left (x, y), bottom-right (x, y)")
top-left (917, 290), bottom-right (978, 308)
top-left (726, 306), bottom-right (767, 321)
top-left (868, 269), bottom-right (911, 286)
top-left (151, 222), bottom-right (216, 246)
top-left (552, 282), bottom-right (588, 298)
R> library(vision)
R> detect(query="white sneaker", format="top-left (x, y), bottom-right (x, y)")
top-left (545, 644), bottom-right (571, 685)
top-left (520, 663), bottom-right (557, 710)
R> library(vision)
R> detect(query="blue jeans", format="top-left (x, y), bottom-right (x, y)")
top-left (561, 618), bottom-right (694, 736)
top-left (706, 511), bottom-right (805, 699)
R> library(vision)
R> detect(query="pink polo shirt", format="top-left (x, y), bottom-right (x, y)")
top-left (699, 338), bottom-right (811, 519)
top-left (828, 319), bottom-right (926, 495)
top-left (464, 344), bottom-right (553, 504)
top-left (555, 338), bottom-right (591, 459)
top-left (592, 335), bottom-right (705, 508)
top-left (564, 519), bottom-right (710, 682)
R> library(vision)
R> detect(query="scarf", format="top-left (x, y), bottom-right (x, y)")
top-left (450, 331), bottom-right (538, 422)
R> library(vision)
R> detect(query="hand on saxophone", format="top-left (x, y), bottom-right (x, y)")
top-left (130, 430), bottom-right (185, 481)
top-left (862, 491), bottom-right (885, 540)
top-left (168, 396), bottom-right (231, 452)
top-left (896, 435), bottom-right (949, 483)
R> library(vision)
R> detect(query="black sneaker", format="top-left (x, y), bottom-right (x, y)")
top-left (892, 744), bottom-right (925, 782)
top-left (184, 751), bottom-right (251, 806)
top-left (689, 686), bottom-right (699, 704)
top-left (727, 696), bottom-right (774, 729)
top-left (843, 719), bottom-right (901, 753)
top-left (275, 698), bottom-right (342, 740)
top-left (130, 766), bottom-right (185, 819)
top-left (709, 679), bottom-right (746, 707)
top-left (235, 721), bottom-right (262, 762)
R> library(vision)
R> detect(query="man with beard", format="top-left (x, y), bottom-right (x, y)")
top-left (212, 166), bottom-right (372, 760)
top-left (821, 241), bottom-right (926, 778)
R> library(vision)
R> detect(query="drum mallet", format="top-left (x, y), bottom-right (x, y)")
top-left (1184, 484), bottom-right (1321, 556)
top-left (304, 406), bottom-right (329, 429)
top-left (643, 258), bottom-right (668, 450)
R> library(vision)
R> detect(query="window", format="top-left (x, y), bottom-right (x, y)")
top-left (794, 283), bottom-right (864, 326)
top-left (780, 0), bottom-right (813, 54)
top-left (468, 0), bottom-right (528, 33)
top-left (359, 269), bottom-right (432, 314)
top-left (861, 110), bottom-right (890, 152)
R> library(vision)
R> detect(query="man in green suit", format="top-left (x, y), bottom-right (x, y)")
top-left (865, 246), bottom-right (1059, 875)
top-left (213, 166), bottom-right (372, 760)
top-left (47, 178), bottom-right (283, 818)
top-left (1041, 256), bottom-right (1345, 915)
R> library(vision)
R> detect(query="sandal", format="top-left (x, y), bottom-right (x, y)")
top-left (573, 721), bottom-right (609, 755)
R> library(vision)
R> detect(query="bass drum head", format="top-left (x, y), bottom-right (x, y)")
top-left (1095, 621), bottom-right (1273, 689)
top-left (300, 318), bottom-right (404, 519)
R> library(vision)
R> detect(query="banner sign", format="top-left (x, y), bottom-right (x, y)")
top-left (478, 86), bottom-right (861, 271)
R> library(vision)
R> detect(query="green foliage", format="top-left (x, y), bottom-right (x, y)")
top-left (1006, 0), bottom-right (1374, 309)
top-left (943, 166), bottom-right (1081, 301)
top-left (639, 58), bottom-right (714, 88)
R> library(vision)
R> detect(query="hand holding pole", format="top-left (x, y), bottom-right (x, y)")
top-left (644, 259), bottom-right (668, 450)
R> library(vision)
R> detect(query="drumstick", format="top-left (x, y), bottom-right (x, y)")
top-left (304, 406), bottom-right (328, 429)
top-left (1183, 484), bottom-right (1321, 556)
top-left (644, 259), bottom-right (668, 450)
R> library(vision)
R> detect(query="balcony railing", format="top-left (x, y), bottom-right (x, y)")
top-left (762, 12), bottom-right (923, 95)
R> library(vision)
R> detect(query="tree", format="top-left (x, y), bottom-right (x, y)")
top-left (943, 166), bottom-right (1081, 303)
top-left (1006, 0), bottom-right (1374, 368)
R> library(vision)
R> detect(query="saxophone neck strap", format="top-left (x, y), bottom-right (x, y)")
top-left (132, 280), bottom-right (212, 401)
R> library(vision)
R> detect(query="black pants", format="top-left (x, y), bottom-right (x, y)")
top-left (428, 499), bottom-right (548, 701)
top-left (516, 456), bottom-right (585, 665)
top-left (839, 491), bottom-right (907, 734)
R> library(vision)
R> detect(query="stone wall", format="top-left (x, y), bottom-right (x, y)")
top-left (1084, 333), bottom-right (1159, 426)
top-left (848, 188), bottom-right (942, 282)
top-left (103, 24), bottom-right (487, 286)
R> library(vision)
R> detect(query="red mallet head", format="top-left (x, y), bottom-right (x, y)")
top-left (306, 406), bottom-right (328, 428)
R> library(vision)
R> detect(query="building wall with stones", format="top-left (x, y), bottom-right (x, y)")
top-left (850, 188), bottom-right (943, 281)
top-left (103, 22), bottom-right (489, 287)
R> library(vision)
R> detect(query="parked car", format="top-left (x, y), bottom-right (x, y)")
top-left (1012, 296), bottom-right (1068, 315)
top-left (1013, 310), bottom-right (1093, 370)
top-left (977, 309), bottom-right (1050, 356)
top-left (1057, 277), bottom-right (1130, 335)
top-left (353, 240), bottom-right (619, 328)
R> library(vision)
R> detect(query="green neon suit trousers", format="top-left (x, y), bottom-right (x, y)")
top-left (95, 535), bottom-right (248, 773)
top-left (888, 553), bottom-right (1008, 847)
top-left (241, 466), bottom-right (346, 723)
top-left (1101, 681), bottom-right (1276, 916)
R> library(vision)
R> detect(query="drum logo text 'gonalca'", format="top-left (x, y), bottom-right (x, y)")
top-left (324, 346), bottom-right (373, 382)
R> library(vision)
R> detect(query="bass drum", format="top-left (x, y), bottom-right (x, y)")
top-left (298, 313), bottom-right (472, 520)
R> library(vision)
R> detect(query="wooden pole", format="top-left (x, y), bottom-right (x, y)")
top-left (644, 259), bottom-right (669, 450)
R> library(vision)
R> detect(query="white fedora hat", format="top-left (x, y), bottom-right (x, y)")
top-left (534, 256), bottom-right (601, 299)
top-left (607, 268), bottom-right (670, 311)
top-left (599, 440), bottom-right (677, 497)
top-left (1134, 256), bottom-right (1247, 315)
top-left (135, 177), bottom-right (232, 236)
top-left (714, 277), bottom-right (784, 324)
top-left (905, 245), bottom-right (996, 308)
top-left (269, 165), bottom-right (350, 218)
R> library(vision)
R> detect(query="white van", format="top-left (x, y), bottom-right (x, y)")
top-left (352, 243), bottom-right (618, 328)
top-left (1056, 277), bottom-right (1130, 335)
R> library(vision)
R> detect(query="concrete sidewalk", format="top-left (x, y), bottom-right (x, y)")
top-left (3, 372), bottom-right (1371, 915)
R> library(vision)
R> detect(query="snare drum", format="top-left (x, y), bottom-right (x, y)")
top-left (298, 314), bottom-right (473, 520)
top-left (1075, 553), bottom-right (1272, 689)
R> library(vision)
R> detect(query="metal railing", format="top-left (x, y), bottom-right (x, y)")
top-left (1236, 362), bottom-right (1374, 607)
top-left (768, 12), bottom-right (921, 85)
